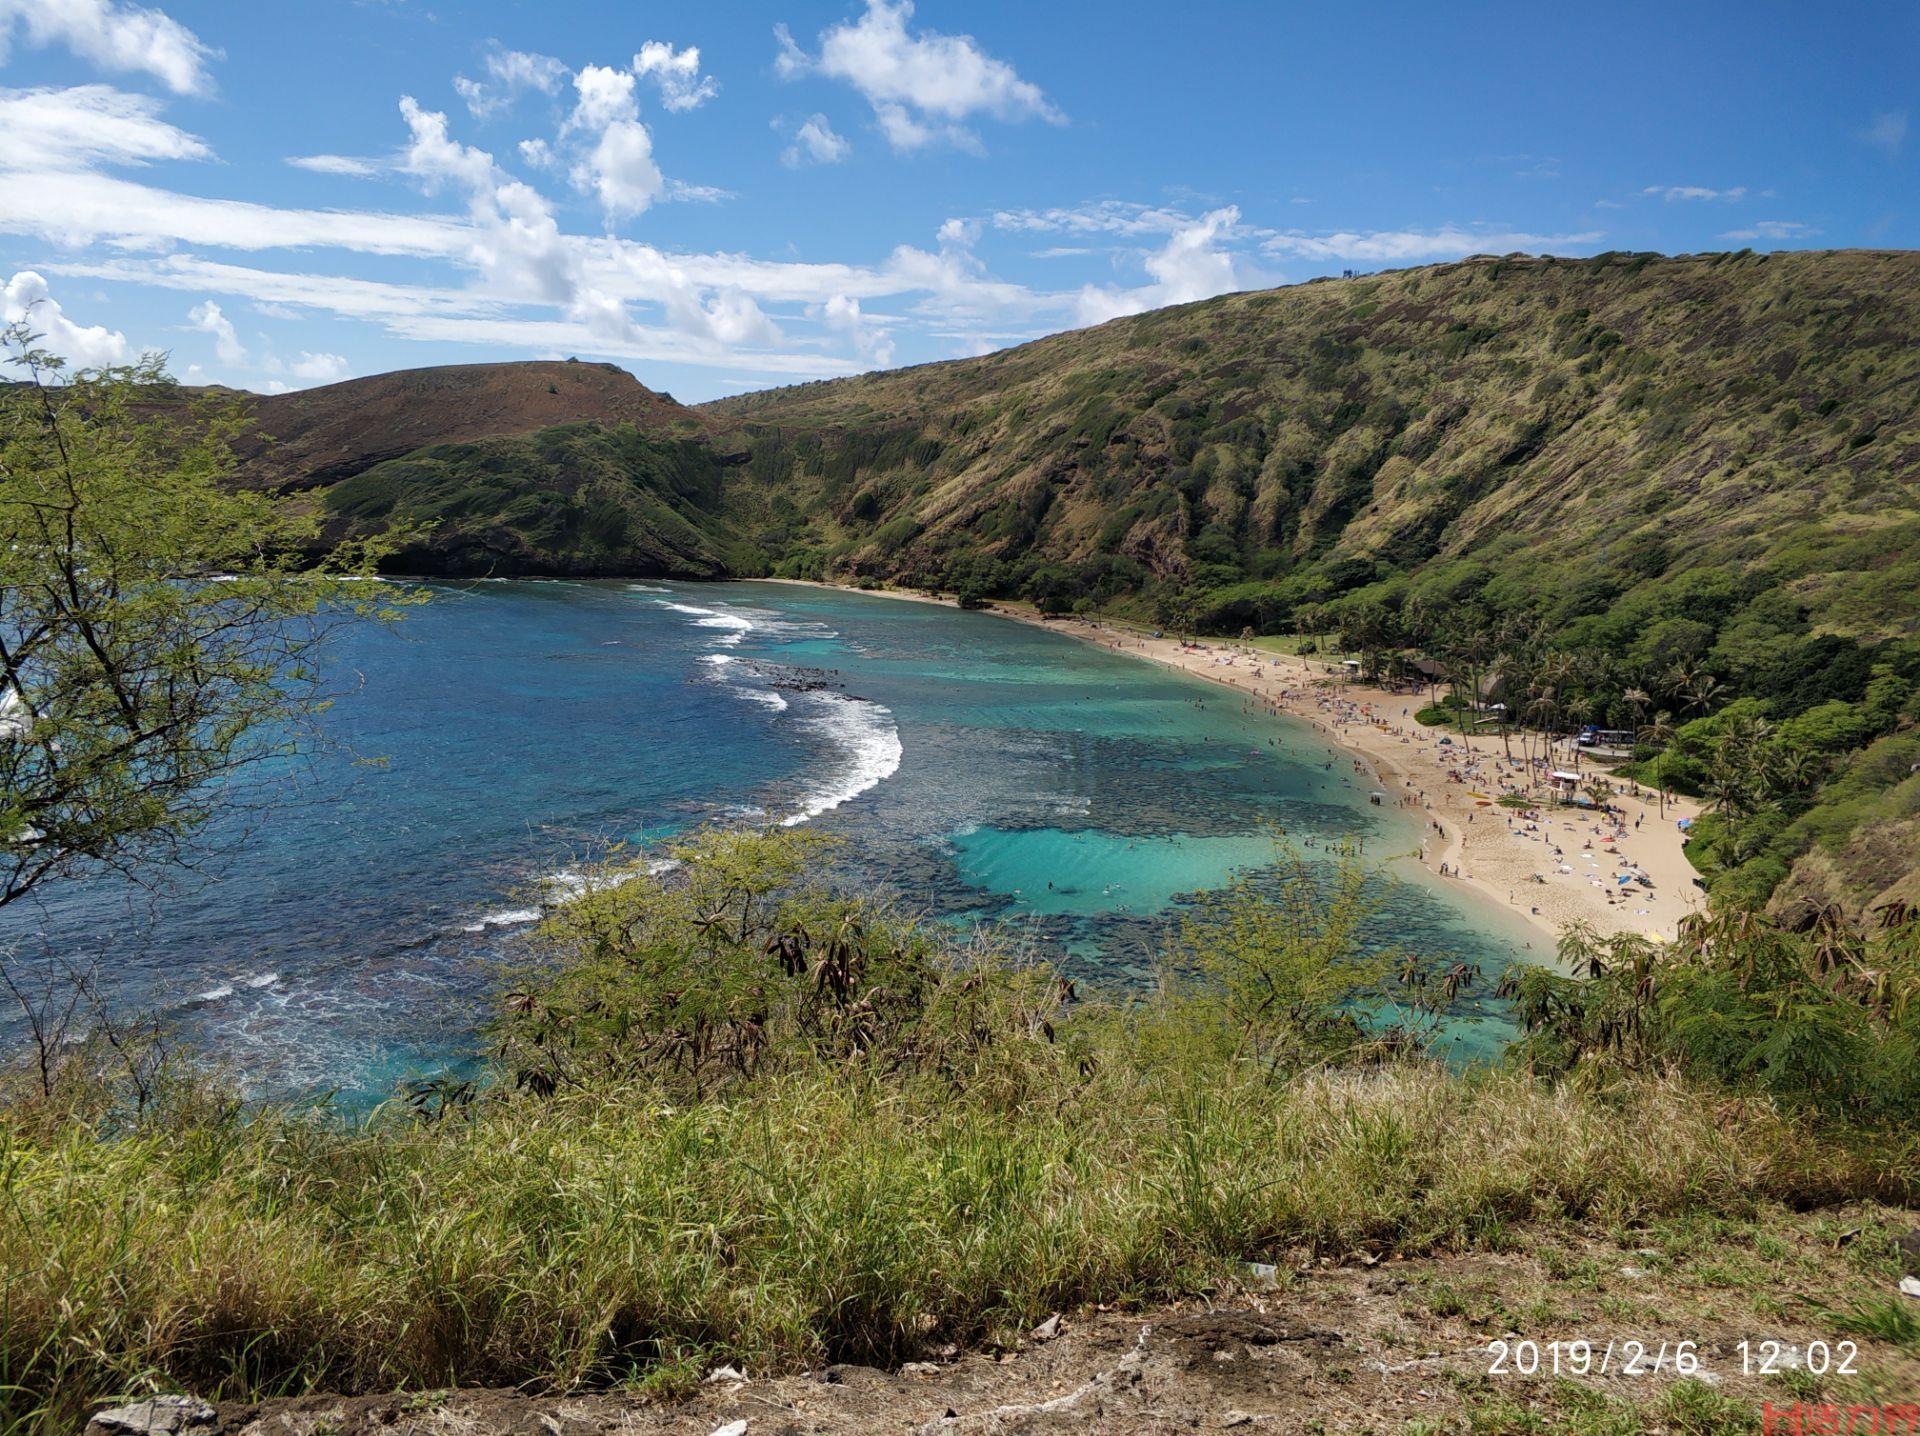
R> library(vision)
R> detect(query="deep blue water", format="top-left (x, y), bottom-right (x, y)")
top-left (1, 580), bottom-right (1542, 1090)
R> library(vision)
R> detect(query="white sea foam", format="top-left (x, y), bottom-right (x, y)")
top-left (698, 652), bottom-right (789, 711)
top-left (544, 857), bottom-right (680, 902)
top-left (245, 972), bottom-right (280, 988)
top-left (628, 583), bottom-right (671, 593)
top-left (196, 983), bottom-right (234, 1002)
top-left (460, 907), bottom-right (542, 933)
top-left (781, 692), bottom-right (903, 827)
top-left (658, 598), bottom-right (755, 646)
top-left (461, 854), bottom-right (685, 932)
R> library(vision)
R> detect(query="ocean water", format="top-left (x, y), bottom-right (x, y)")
top-left (0, 580), bottom-right (1543, 1090)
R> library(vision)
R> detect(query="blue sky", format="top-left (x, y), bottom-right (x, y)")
top-left (1, 0), bottom-right (1912, 402)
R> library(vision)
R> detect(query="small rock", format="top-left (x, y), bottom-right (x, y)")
top-left (88, 1396), bottom-right (219, 1436)
top-left (1898, 1275), bottom-right (1920, 1299)
top-left (1031, 1313), bottom-right (1063, 1341)
top-left (710, 1421), bottom-right (749, 1436)
top-left (705, 1365), bottom-right (747, 1384)
top-left (1222, 1414), bottom-right (1254, 1429)
top-left (900, 1362), bottom-right (940, 1376)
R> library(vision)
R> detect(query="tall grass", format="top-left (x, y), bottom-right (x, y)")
top-left (0, 1058), bottom-right (1885, 1432)
top-left (1, 829), bottom-right (1909, 1432)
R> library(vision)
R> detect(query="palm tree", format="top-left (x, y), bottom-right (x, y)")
top-left (1777, 747), bottom-right (1829, 797)
top-left (1637, 711), bottom-right (1677, 817)
top-left (1623, 685), bottom-right (1651, 737)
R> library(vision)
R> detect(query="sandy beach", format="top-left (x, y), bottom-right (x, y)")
top-left (767, 579), bottom-right (1706, 945)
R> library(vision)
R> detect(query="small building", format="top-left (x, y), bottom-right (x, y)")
top-left (1548, 770), bottom-right (1583, 796)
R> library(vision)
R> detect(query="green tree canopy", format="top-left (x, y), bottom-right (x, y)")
top-left (0, 325), bottom-right (399, 910)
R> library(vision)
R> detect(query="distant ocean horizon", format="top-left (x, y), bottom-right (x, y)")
top-left (0, 579), bottom-right (1543, 1092)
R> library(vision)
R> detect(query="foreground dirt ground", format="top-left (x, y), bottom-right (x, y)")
top-left (132, 1207), bottom-right (1920, 1436)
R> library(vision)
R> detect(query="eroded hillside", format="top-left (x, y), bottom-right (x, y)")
top-left (706, 249), bottom-right (1920, 644)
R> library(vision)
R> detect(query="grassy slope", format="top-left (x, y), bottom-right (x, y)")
top-left (212, 360), bottom-right (750, 577)
top-left (3, 1046), bottom-right (1906, 1429)
top-left (705, 249), bottom-right (1920, 642)
top-left (316, 423), bottom-right (745, 577)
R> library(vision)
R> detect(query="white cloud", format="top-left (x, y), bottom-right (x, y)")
top-left (453, 45), bottom-right (567, 119)
top-left (49, 255), bottom-right (502, 321)
top-left (290, 351), bottom-right (349, 382)
top-left (1721, 220), bottom-right (1819, 242)
top-left (1862, 109), bottom-right (1907, 157)
top-left (576, 119), bottom-right (663, 217)
top-left (2, 269), bottom-right (129, 365)
top-left (0, 0), bottom-right (217, 96)
top-left (0, 167), bottom-right (470, 256)
top-left (398, 94), bottom-right (497, 194)
top-left (1261, 226), bottom-right (1603, 262)
top-left (819, 291), bottom-right (893, 366)
top-left (558, 66), bottom-right (664, 219)
top-left (187, 298), bottom-right (244, 363)
top-left (993, 201), bottom-right (1200, 238)
top-left (776, 0), bottom-right (1060, 153)
top-left (487, 48), bottom-right (568, 94)
top-left (633, 40), bottom-right (716, 112)
top-left (286, 153), bottom-right (379, 176)
top-left (666, 179), bottom-right (732, 203)
top-left (1076, 206), bottom-right (1243, 325)
top-left (783, 112), bottom-right (850, 167)
top-left (937, 216), bottom-right (979, 249)
top-left (692, 291), bottom-right (781, 347)
top-left (0, 84), bottom-right (209, 169)
top-left (1643, 184), bottom-right (1747, 202)
top-left (7, 95), bottom-right (1078, 377)
top-left (564, 63), bottom-right (637, 134)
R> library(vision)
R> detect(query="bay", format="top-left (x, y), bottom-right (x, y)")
top-left (0, 579), bottom-right (1545, 1090)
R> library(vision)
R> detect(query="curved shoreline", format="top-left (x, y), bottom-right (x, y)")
top-left (759, 578), bottom-right (1705, 946)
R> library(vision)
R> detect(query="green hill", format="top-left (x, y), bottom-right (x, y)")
top-left (706, 249), bottom-right (1919, 645)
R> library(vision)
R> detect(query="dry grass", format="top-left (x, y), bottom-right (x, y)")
top-left (0, 1053), bottom-right (1894, 1433)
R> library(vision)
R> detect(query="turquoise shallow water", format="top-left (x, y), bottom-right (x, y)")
top-left (1, 579), bottom-right (1542, 1089)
